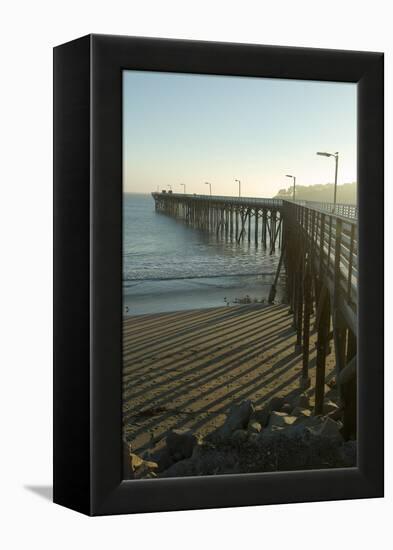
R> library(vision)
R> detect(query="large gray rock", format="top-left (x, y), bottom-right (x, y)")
top-left (323, 400), bottom-right (340, 414)
top-left (309, 417), bottom-right (344, 443)
top-left (166, 429), bottom-right (198, 461)
top-left (338, 440), bottom-right (357, 467)
top-left (291, 407), bottom-right (312, 417)
top-left (268, 411), bottom-right (297, 429)
top-left (294, 414), bottom-right (323, 428)
top-left (281, 422), bottom-right (311, 442)
top-left (248, 421), bottom-right (262, 434)
top-left (231, 429), bottom-right (248, 444)
top-left (160, 457), bottom-right (195, 478)
top-left (259, 424), bottom-right (285, 440)
top-left (252, 407), bottom-right (271, 428)
top-left (149, 446), bottom-right (174, 472)
top-left (219, 400), bottom-right (254, 439)
top-left (130, 453), bottom-right (158, 479)
top-left (280, 403), bottom-right (292, 414)
top-left (268, 396), bottom-right (285, 412)
top-left (291, 393), bottom-right (310, 409)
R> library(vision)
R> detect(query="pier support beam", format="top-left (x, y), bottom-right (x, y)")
top-left (314, 288), bottom-right (330, 415)
top-left (301, 255), bottom-right (312, 387)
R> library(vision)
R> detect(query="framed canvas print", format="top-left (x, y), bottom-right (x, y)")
top-left (53, 34), bottom-right (384, 516)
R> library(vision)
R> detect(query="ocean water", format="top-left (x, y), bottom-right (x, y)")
top-left (123, 193), bottom-right (283, 316)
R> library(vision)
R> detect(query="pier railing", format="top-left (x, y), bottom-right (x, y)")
top-left (284, 201), bottom-right (357, 335)
top-left (153, 192), bottom-right (283, 208)
top-left (153, 192), bottom-right (357, 219)
top-left (292, 200), bottom-right (358, 220)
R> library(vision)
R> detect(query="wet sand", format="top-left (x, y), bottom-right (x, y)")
top-left (123, 303), bottom-right (335, 454)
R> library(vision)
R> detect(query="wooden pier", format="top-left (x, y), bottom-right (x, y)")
top-left (151, 191), bottom-right (358, 438)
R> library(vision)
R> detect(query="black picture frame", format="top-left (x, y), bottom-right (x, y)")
top-left (53, 34), bottom-right (384, 516)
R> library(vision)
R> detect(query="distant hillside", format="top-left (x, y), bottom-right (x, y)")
top-left (275, 182), bottom-right (357, 204)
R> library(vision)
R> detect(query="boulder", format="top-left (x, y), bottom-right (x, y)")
top-left (231, 429), bottom-right (249, 444)
top-left (248, 421), bottom-right (262, 434)
top-left (291, 393), bottom-right (310, 409)
top-left (149, 446), bottom-right (174, 472)
top-left (219, 400), bottom-right (254, 438)
top-left (268, 396), bottom-right (285, 412)
top-left (252, 407), bottom-right (271, 428)
top-left (323, 400), bottom-right (340, 414)
top-left (280, 403), bottom-right (292, 414)
top-left (130, 453), bottom-right (158, 479)
top-left (309, 417), bottom-right (344, 443)
top-left (166, 429), bottom-right (198, 460)
top-left (281, 422), bottom-right (311, 442)
top-left (130, 452), bottom-right (144, 470)
top-left (160, 457), bottom-right (195, 478)
top-left (327, 377), bottom-right (337, 389)
top-left (294, 414), bottom-right (323, 428)
top-left (268, 411), bottom-right (297, 429)
top-left (326, 407), bottom-right (343, 421)
top-left (291, 407), bottom-right (312, 417)
top-left (338, 440), bottom-right (357, 467)
top-left (248, 433), bottom-right (260, 445)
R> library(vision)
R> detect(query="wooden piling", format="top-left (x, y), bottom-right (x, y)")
top-left (314, 288), bottom-right (330, 415)
top-left (302, 255), bottom-right (312, 385)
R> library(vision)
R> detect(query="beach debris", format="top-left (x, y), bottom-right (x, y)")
top-left (166, 429), bottom-right (199, 461)
top-left (218, 400), bottom-right (254, 439)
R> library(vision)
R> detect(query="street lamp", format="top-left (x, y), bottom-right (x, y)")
top-left (235, 179), bottom-right (241, 197)
top-left (205, 182), bottom-right (212, 196)
top-left (180, 183), bottom-right (186, 194)
top-left (286, 174), bottom-right (296, 200)
top-left (316, 151), bottom-right (339, 211)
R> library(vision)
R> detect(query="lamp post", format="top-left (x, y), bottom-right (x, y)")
top-left (316, 151), bottom-right (339, 211)
top-left (286, 174), bottom-right (296, 201)
top-left (235, 179), bottom-right (241, 197)
top-left (180, 183), bottom-right (186, 194)
top-left (205, 182), bottom-right (212, 196)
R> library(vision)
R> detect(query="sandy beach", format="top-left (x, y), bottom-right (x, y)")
top-left (123, 303), bottom-right (335, 455)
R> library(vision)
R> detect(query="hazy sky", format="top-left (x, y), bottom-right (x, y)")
top-left (123, 70), bottom-right (356, 197)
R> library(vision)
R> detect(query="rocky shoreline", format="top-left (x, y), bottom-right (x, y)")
top-left (124, 386), bottom-right (356, 479)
